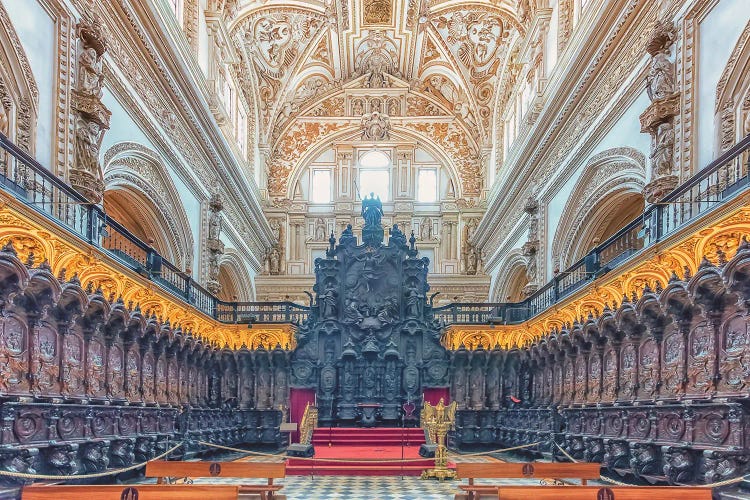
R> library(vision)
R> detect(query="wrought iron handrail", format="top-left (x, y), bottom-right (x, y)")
top-left (1, 132), bottom-right (748, 327)
top-left (435, 133), bottom-right (750, 325)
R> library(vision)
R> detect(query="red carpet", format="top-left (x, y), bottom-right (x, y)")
top-left (288, 427), bottom-right (454, 476)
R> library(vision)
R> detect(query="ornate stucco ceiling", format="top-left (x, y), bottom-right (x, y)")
top-left (209, 0), bottom-right (527, 201)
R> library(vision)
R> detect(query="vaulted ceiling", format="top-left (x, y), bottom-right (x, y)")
top-left (210, 0), bottom-right (532, 200)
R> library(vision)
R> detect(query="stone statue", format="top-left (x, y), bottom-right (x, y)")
top-left (352, 99), bottom-right (364, 115)
top-left (651, 122), bottom-right (675, 177)
top-left (361, 111), bottom-right (390, 140)
top-left (78, 47), bottom-right (103, 97)
top-left (319, 283), bottom-right (338, 318)
top-left (377, 296), bottom-right (399, 323)
top-left (420, 218), bottom-right (433, 241)
top-left (74, 119), bottom-right (102, 178)
top-left (405, 283), bottom-right (422, 318)
top-left (361, 192), bottom-right (384, 227)
top-left (646, 51), bottom-right (675, 101)
top-left (268, 246), bottom-right (281, 275)
top-left (315, 218), bottom-right (326, 240)
top-left (356, 31), bottom-right (398, 88)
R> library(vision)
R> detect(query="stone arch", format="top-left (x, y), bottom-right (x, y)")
top-left (283, 125), bottom-right (465, 201)
top-left (715, 20), bottom-right (750, 153)
top-left (102, 142), bottom-right (194, 269)
top-left (551, 147), bottom-right (646, 270)
top-left (0, 2), bottom-right (39, 153)
top-left (492, 250), bottom-right (529, 302)
top-left (217, 249), bottom-right (255, 302)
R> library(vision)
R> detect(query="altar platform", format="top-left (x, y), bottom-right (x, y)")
top-left (287, 427), bottom-right (453, 476)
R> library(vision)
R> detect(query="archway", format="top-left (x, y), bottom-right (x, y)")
top-left (102, 143), bottom-right (194, 270)
top-left (552, 148), bottom-right (646, 270)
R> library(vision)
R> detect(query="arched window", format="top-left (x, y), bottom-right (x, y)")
top-left (358, 150), bottom-right (391, 201)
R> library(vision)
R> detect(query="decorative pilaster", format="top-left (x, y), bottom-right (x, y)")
top-left (640, 20), bottom-right (679, 203)
top-left (70, 15), bottom-right (110, 203)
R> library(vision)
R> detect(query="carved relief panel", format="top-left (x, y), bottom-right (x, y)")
top-left (686, 322), bottom-right (713, 396)
top-left (0, 314), bottom-right (29, 395)
top-left (719, 314), bottom-right (749, 394)
top-left (660, 327), bottom-right (684, 398)
top-left (62, 332), bottom-right (85, 398)
top-left (618, 343), bottom-right (637, 401)
top-left (638, 338), bottom-right (660, 400)
top-left (86, 337), bottom-right (106, 399)
top-left (32, 322), bottom-right (60, 397)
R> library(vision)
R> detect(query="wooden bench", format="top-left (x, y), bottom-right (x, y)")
top-left (22, 484), bottom-right (240, 500)
top-left (455, 462), bottom-right (602, 499)
top-left (145, 460), bottom-right (285, 500)
top-left (495, 485), bottom-right (713, 499)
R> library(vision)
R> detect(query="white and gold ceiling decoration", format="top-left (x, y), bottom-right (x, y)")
top-left (219, 0), bottom-right (526, 201)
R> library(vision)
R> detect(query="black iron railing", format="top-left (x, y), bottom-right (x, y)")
top-left (1, 133), bottom-right (749, 327)
top-left (434, 134), bottom-right (750, 325)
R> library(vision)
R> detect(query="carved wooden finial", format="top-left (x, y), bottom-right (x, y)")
top-left (643, 282), bottom-right (652, 294)
top-left (669, 270), bottom-right (680, 283)
top-left (739, 235), bottom-right (750, 252)
top-left (57, 267), bottom-right (67, 282)
top-left (698, 256), bottom-right (713, 269)
top-left (683, 265), bottom-right (692, 280)
top-left (631, 290), bottom-right (639, 302)
top-left (1, 240), bottom-right (17, 256)
top-left (24, 251), bottom-right (35, 268)
top-left (85, 281), bottom-right (94, 293)
top-left (715, 248), bottom-right (728, 266)
top-left (39, 259), bottom-right (52, 272)
top-left (654, 281), bottom-right (663, 293)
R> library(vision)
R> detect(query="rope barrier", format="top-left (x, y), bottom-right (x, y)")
top-left (0, 442), bottom-right (183, 481)
top-left (552, 441), bottom-right (750, 489)
top-left (198, 440), bottom-right (542, 463)
top-left (446, 441), bottom-right (542, 457)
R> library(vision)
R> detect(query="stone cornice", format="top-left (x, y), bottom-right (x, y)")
top-left (476, 0), bottom-right (652, 251)
top-left (102, 1), bottom-right (274, 262)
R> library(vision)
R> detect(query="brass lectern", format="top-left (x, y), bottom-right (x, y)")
top-left (420, 398), bottom-right (457, 480)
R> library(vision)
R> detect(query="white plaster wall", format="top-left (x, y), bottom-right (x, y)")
top-left (3, 0), bottom-right (55, 167)
top-left (544, 91), bottom-right (650, 278)
top-left (546, 0), bottom-right (560, 73)
top-left (198, 6), bottom-right (209, 75)
top-left (100, 89), bottom-right (153, 150)
top-left (101, 88), bottom-right (202, 275)
top-left (696, 0), bottom-right (748, 170)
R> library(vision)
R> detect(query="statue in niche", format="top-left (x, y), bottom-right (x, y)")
top-left (405, 282), bottom-right (423, 318)
top-left (361, 192), bottom-right (384, 227)
top-left (363, 363), bottom-right (377, 399)
top-left (388, 99), bottom-right (399, 116)
top-left (0, 100), bottom-right (9, 136)
top-left (361, 111), bottom-right (391, 140)
top-left (352, 99), bottom-right (364, 116)
top-left (342, 358), bottom-right (356, 401)
top-left (319, 283), bottom-right (338, 319)
top-left (75, 119), bottom-right (103, 177)
top-left (315, 218), bottom-right (327, 240)
top-left (321, 365), bottom-right (336, 395)
top-left (78, 47), bottom-right (104, 98)
top-left (384, 359), bottom-right (398, 401)
top-left (651, 122), bottom-right (675, 177)
top-left (268, 247), bottom-right (281, 275)
top-left (420, 218), bottom-right (434, 241)
top-left (646, 48), bottom-right (675, 101)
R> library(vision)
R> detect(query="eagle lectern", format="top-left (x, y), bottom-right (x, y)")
top-left (421, 398), bottom-right (457, 480)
